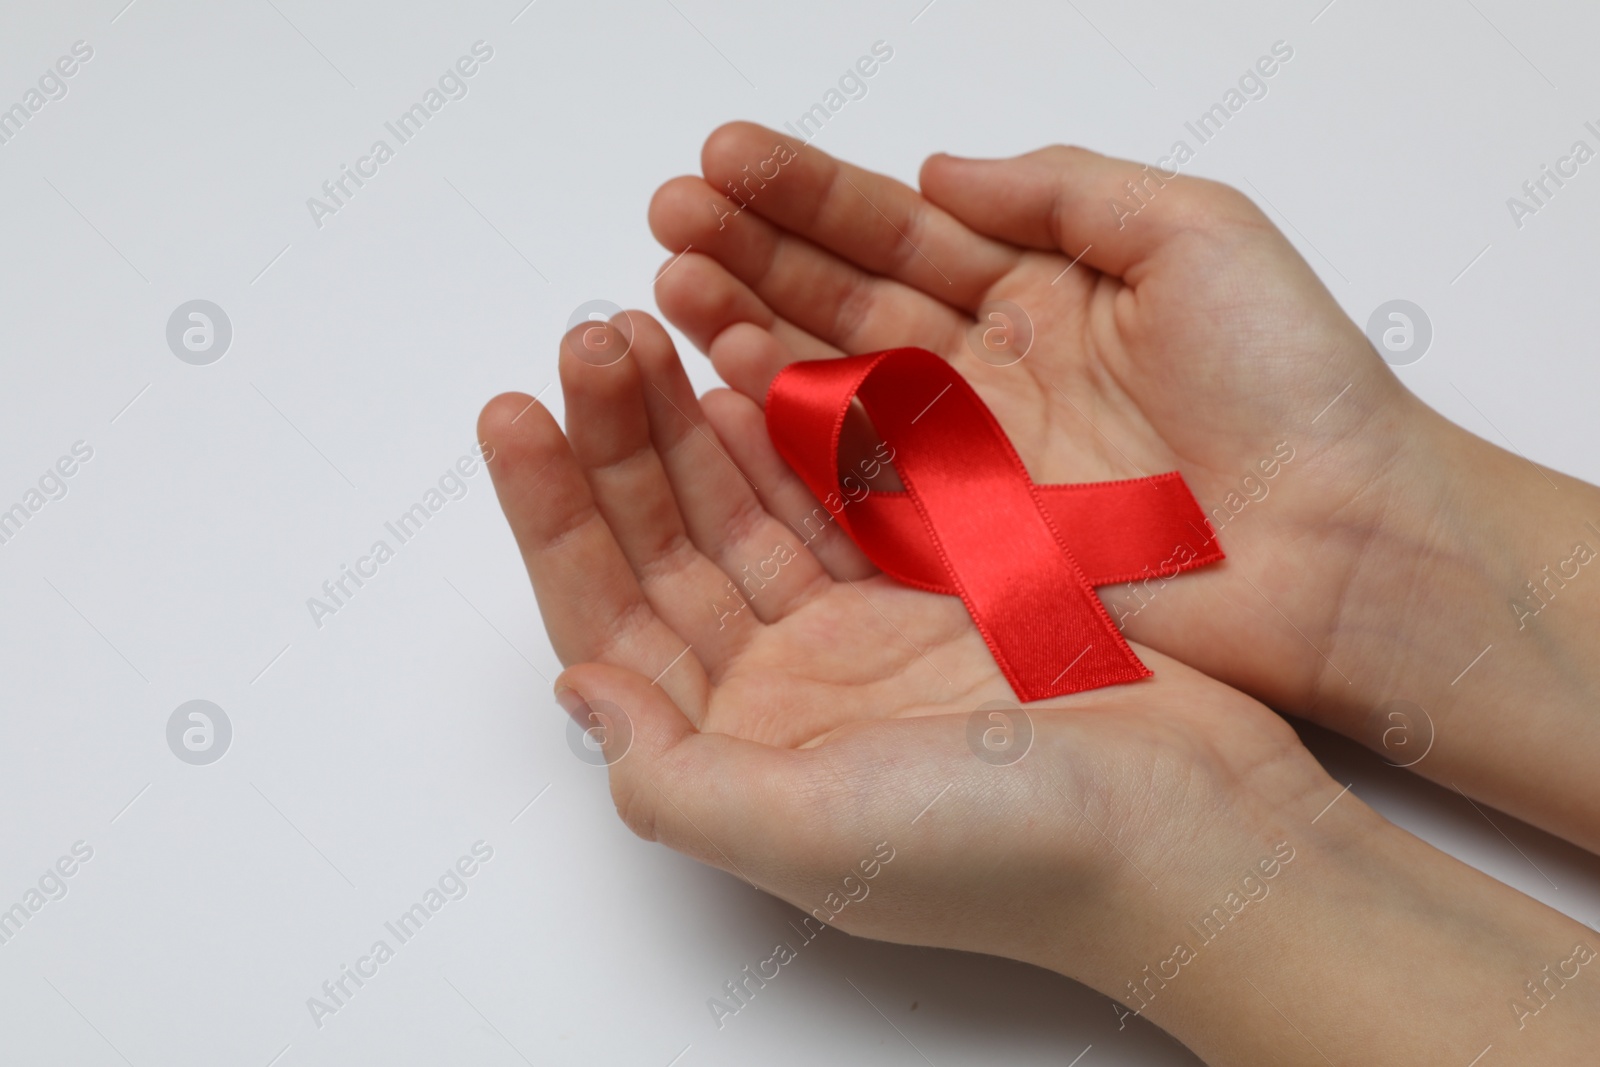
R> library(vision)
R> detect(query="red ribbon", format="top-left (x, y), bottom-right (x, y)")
top-left (765, 348), bottom-right (1223, 702)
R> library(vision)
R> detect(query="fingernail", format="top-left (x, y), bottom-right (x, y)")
top-left (555, 686), bottom-right (589, 726)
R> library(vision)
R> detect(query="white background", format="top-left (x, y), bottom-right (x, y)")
top-left (3, 1), bottom-right (1600, 1064)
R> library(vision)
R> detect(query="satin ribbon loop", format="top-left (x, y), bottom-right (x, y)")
top-left (766, 348), bottom-right (1223, 701)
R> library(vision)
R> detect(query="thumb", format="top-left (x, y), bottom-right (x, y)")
top-left (554, 662), bottom-right (795, 886)
top-left (919, 145), bottom-right (1265, 280)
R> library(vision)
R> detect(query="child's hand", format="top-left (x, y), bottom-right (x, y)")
top-left (647, 122), bottom-right (1407, 712)
top-left (647, 123), bottom-right (1600, 853)
top-left (476, 317), bottom-right (1600, 1065)
top-left (476, 312), bottom-right (1334, 981)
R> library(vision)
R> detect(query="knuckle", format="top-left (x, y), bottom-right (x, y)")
top-left (1035, 144), bottom-right (1087, 166)
top-left (1176, 177), bottom-right (1266, 228)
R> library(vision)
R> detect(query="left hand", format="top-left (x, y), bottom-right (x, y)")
top-left (475, 310), bottom-right (1333, 981)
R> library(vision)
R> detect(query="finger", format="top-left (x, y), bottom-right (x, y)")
top-left (477, 392), bottom-right (708, 718)
top-left (700, 387), bottom-right (878, 582)
top-left (704, 320), bottom-right (795, 402)
top-left (626, 313), bottom-right (835, 623)
top-left (650, 174), bottom-right (968, 356)
top-left (696, 319), bottom-right (905, 500)
top-left (918, 145), bottom-right (1267, 281)
top-left (656, 252), bottom-right (839, 406)
top-left (654, 250), bottom-right (843, 366)
top-left (558, 324), bottom-right (763, 666)
top-left (700, 121), bottom-right (1021, 312)
top-left (555, 662), bottom-right (808, 891)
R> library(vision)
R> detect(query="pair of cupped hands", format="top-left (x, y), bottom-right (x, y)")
top-left (477, 124), bottom-right (1574, 1034)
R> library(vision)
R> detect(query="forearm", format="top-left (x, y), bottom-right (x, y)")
top-left (1046, 791), bottom-right (1600, 1065)
top-left (1313, 408), bottom-right (1600, 851)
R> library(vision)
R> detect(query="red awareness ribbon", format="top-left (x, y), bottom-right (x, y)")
top-left (765, 348), bottom-right (1223, 702)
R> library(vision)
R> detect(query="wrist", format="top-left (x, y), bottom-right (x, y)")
top-left (1309, 406), bottom-right (1600, 848)
top-left (1056, 787), bottom-right (1600, 1064)
top-left (1316, 402), bottom-right (1600, 712)
top-left (1016, 719), bottom-right (1342, 998)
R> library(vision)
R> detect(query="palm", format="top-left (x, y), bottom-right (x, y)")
top-left (693, 563), bottom-right (1277, 790)
top-left (697, 572), bottom-right (984, 746)
top-left (919, 239), bottom-right (1309, 482)
top-left (650, 124), bottom-right (1413, 710)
